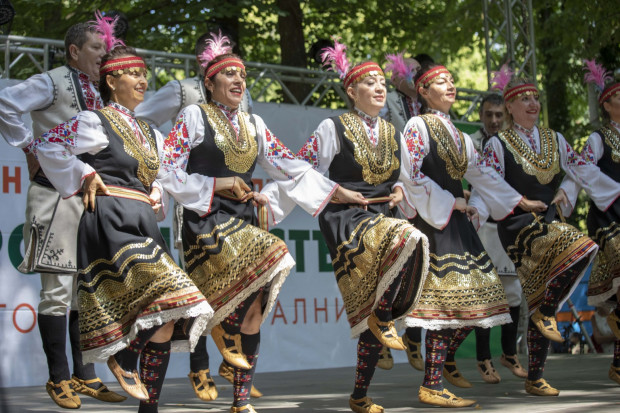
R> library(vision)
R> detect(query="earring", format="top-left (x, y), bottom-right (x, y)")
top-left (111, 87), bottom-right (116, 91)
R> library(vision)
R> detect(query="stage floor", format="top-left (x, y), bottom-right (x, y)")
top-left (2, 354), bottom-right (619, 412)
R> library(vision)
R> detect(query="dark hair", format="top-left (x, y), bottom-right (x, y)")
top-left (98, 45), bottom-right (141, 104)
top-left (479, 93), bottom-right (504, 115)
top-left (413, 53), bottom-right (435, 67)
top-left (414, 61), bottom-right (442, 114)
top-left (203, 53), bottom-right (244, 102)
top-left (64, 23), bottom-right (100, 62)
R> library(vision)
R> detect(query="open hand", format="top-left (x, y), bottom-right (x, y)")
top-left (82, 173), bottom-right (109, 211)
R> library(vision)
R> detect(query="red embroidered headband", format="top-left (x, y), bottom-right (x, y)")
top-left (600, 83), bottom-right (620, 104)
top-left (343, 62), bottom-right (384, 89)
top-left (503, 83), bottom-right (538, 101)
top-left (414, 66), bottom-right (451, 89)
top-left (100, 56), bottom-right (146, 76)
top-left (205, 57), bottom-right (246, 79)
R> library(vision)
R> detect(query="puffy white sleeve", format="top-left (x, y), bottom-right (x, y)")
top-left (135, 80), bottom-right (182, 127)
top-left (392, 131), bottom-right (419, 219)
top-left (558, 131), bottom-right (620, 214)
top-left (0, 74), bottom-right (54, 148)
top-left (31, 111), bottom-right (108, 198)
top-left (255, 115), bottom-right (338, 222)
top-left (152, 129), bottom-right (168, 221)
top-left (260, 118), bottom-right (341, 225)
top-left (397, 116), bottom-right (457, 229)
top-left (463, 133), bottom-right (522, 220)
top-left (157, 104), bottom-right (216, 217)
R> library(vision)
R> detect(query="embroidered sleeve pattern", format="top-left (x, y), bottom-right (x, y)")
top-left (565, 141), bottom-right (587, 166)
top-left (581, 141), bottom-right (597, 164)
top-left (161, 113), bottom-right (191, 180)
top-left (263, 127), bottom-right (295, 180)
top-left (32, 117), bottom-right (79, 157)
top-left (296, 133), bottom-right (320, 170)
top-left (403, 123), bottom-right (426, 180)
top-left (482, 143), bottom-right (503, 177)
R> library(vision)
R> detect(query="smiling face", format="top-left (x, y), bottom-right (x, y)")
top-left (206, 68), bottom-right (247, 109)
top-left (69, 31), bottom-right (106, 80)
top-left (506, 93), bottom-right (540, 129)
top-left (106, 64), bottom-right (148, 111)
top-left (347, 74), bottom-right (387, 117)
top-left (418, 72), bottom-right (456, 114)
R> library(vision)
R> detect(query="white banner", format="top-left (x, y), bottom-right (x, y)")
top-left (0, 88), bottom-right (411, 388)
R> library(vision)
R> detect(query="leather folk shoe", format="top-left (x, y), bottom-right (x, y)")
top-left (188, 369), bottom-right (218, 401)
top-left (403, 335), bottom-right (424, 371)
top-left (367, 313), bottom-right (405, 350)
top-left (418, 386), bottom-right (476, 408)
top-left (609, 366), bottom-right (620, 385)
top-left (71, 376), bottom-right (126, 402)
top-left (107, 356), bottom-right (149, 400)
top-left (477, 359), bottom-right (501, 384)
top-left (46, 379), bottom-right (81, 409)
top-left (531, 309), bottom-right (563, 343)
top-left (211, 324), bottom-right (252, 370)
top-left (349, 396), bottom-right (384, 413)
top-left (500, 353), bottom-right (527, 378)
top-left (443, 361), bottom-right (473, 388)
top-left (219, 361), bottom-right (263, 398)
top-left (525, 378), bottom-right (560, 396)
top-left (376, 346), bottom-right (394, 370)
top-left (607, 311), bottom-right (620, 339)
top-left (230, 404), bottom-right (258, 412)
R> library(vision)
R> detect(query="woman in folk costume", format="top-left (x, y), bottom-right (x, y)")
top-left (268, 37), bottom-right (431, 413)
top-left (157, 33), bottom-right (364, 413)
top-left (30, 43), bottom-right (214, 413)
top-left (473, 75), bottom-right (605, 396)
top-left (399, 62), bottom-right (542, 407)
top-left (439, 66), bottom-right (530, 388)
top-left (580, 60), bottom-right (620, 385)
top-left (375, 53), bottom-right (427, 373)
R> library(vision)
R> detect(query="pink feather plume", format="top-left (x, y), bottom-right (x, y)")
top-left (385, 52), bottom-right (416, 84)
top-left (320, 36), bottom-right (350, 79)
top-left (199, 31), bottom-right (233, 67)
top-left (583, 59), bottom-right (612, 93)
top-left (490, 63), bottom-right (513, 91)
top-left (90, 10), bottom-right (124, 53)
